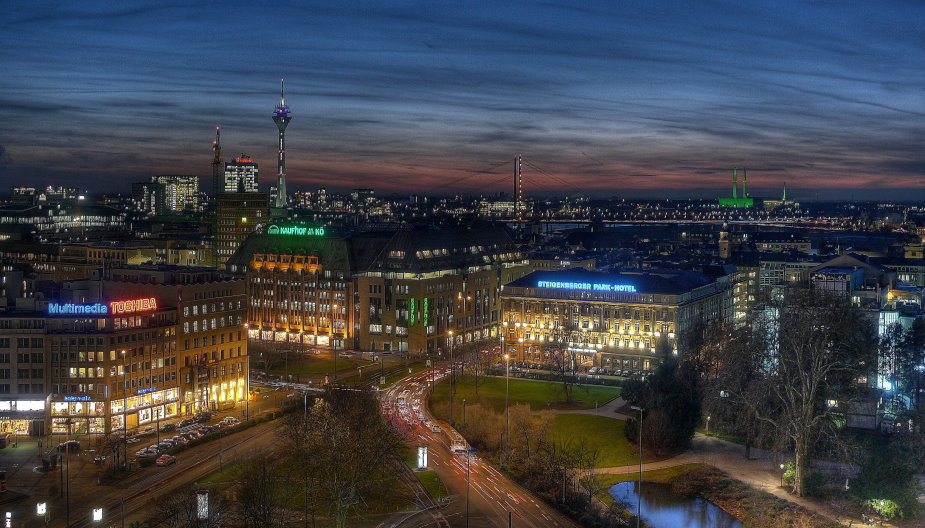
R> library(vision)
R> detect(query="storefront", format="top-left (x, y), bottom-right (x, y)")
top-left (0, 400), bottom-right (46, 436)
top-left (50, 397), bottom-right (105, 434)
top-left (109, 387), bottom-right (180, 431)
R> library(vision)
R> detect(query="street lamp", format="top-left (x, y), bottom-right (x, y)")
top-left (706, 415), bottom-right (711, 436)
top-left (448, 330), bottom-right (455, 426)
top-left (92, 507), bottom-right (103, 524)
top-left (630, 405), bottom-right (644, 528)
top-left (121, 350), bottom-right (127, 470)
top-left (331, 303), bottom-right (338, 382)
top-left (780, 463), bottom-right (785, 487)
top-left (504, 353), bottom-right (510, 463)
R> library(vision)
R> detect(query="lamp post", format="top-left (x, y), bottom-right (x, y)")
top-left (331, 303), bottom-right (338, 382)
top-left (91, 507), bottom-right (103, 525)
top-left (448, 330), bottom-right (455, 426)
top-left (780, 463), bottom-right (785, 487)
top-left (706, 415), bottom-right (711, 436)
top-left (466, 451), bottom-right (471, 528)
top-left (630, 405), bottom-right (643, 528)
top-left (504, 353), bottom-right (510, 463)
top-left (121, 350), bottom-right (127, 471)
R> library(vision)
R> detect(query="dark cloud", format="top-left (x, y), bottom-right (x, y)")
top-left (0, 0), bottom-right (923, 196)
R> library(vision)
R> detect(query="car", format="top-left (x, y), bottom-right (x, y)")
top-left (155, 454), bottom-right (177, 467)
top-left (431, 425), bottom-right (441, 433)
top-left (160, 423), bottom-right (177, 432)
top-left (56, 440), bottom-right (80, 453)
top-left (139, 426), bottom-right (156, 436)
top-left (179, 418), bottom-right (195, 428)
top-left (194, 412), bottom-right (212, 423)
top-left (126, 437), bottom-right (141, 444)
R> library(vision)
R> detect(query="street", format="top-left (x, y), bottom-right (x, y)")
top-left (382, 369), bottom-right (579, 528)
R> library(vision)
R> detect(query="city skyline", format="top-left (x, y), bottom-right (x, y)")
top-left (2, 1), bottom-right (924, 199)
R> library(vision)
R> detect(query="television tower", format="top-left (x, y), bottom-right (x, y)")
top-left (211, 126), bottom-right (222, 196)
top-left (272, 78), bottom-right (292, 208)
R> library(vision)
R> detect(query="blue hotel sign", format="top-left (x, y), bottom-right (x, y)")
top-left (63, 395), bottom-right (92, 402)
top-left (537, 280), bottom-right (637, 293)
top-left (137, 387), bottom-right (158, 395)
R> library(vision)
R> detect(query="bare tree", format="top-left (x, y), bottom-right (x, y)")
top-left (716, 289), bottom-right (876, 496)
top-left (235, 454), bottom-right (291, 528)
top-left (543, 322), bottom-right (580, 403)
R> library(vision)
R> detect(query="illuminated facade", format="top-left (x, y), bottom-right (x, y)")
top-left (0, 266), bottom-right (247, 437)
top-left (228, 225), bottom-right (532, 354)
top-left (223, 155), bottom-right (259, 193)
top-left (215, 192), bottom-right (269, 265)
top-left (501, 269), bottom-right (734, 371)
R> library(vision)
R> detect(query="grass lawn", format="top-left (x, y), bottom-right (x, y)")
top-left (270, 355), bottom-right (370, 377)
top-left (415, 470), bottom-right (448, 499)
top-left (430, 376), bottom-right (620, 413)
top-left (550, 414), bottom-right (638, 468)
top-left (197, 460), bottom-right (247, 484)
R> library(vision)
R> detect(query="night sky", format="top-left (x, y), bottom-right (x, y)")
top-left (1, 1), bottom-right (924, 200)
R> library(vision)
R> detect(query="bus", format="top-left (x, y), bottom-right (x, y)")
top-left (448, 431), bottom-right (469, 455)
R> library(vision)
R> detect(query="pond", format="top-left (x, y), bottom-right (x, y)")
top-left (609, 481), bottom-right (743, 528)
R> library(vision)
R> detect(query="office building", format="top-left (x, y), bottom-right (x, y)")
top-left (223, 155), bottom-right (259, 193)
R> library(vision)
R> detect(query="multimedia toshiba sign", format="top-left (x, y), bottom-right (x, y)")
top-left (48, 297), bottom-right (158, 316)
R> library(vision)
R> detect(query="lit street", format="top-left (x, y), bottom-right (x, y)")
top-left (383, 369), bottom-right (578, 528)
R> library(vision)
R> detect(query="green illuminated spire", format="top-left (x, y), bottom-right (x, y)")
top-left (732, 168), bottom-right (738, 199)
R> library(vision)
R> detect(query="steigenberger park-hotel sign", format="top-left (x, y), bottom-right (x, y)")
top-left (537, 280), bottom-right (637, 293)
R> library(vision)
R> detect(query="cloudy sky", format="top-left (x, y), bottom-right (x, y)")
top-left (1, 1), bottom-right (923, 199)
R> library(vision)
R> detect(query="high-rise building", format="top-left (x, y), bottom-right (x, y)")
top-left (215, 192), bottom-right (269, 265)
top-left (272, 79), bottom-right (292, 208)
top-left (151, 175), bottom-right (200, 212)
top-left (223, 155), bottom-right (259, 193)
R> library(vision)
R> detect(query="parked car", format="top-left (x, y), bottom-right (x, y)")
top-left (194, 412), bottom-right (212, 423)
top-left (179, 418), bottom-right (195, 428)
top-left (139, 426), bottom-right (156, 436)
top-left (155, 454), bottom-right (177, 467)
top-left (56, 440), bottom-right (80, 453)
top-left (160, 423), bottom-right (177, 432)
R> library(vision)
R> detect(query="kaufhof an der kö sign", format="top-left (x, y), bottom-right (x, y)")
top-left (536, 280), bottom-right (637, 293)
top-left (48, 297), bottom-right (158, 316)
top-left (267, 225), bottom-right (325, 236)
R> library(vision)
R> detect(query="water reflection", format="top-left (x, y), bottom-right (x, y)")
top-left (610, 481), bottom-right (742, 528)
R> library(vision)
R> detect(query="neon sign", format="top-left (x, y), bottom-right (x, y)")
top-left (267, 225), bottom-right (325, 236)
top-left (110, 298), bottom-right (157, 315)
top-left (48, 303), bottom-right (107, 315)
top-left (537, 280), bottom-right (637, 293)
top-left (137, 387), bottom-right (157, 395)
top-left (63, 395), bottom-right (91, 402)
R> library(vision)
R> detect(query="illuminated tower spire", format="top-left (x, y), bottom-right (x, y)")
top-left (211, 126), bottom-right (222, 196)
top-left (513, 155), bottom-right (525, 222)
top-left (742, 168), bottom-right (748, 198)
top-left (272, 78), bottom-right (292, 208)
top-left (732, 168), bottom-right (738, 199)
